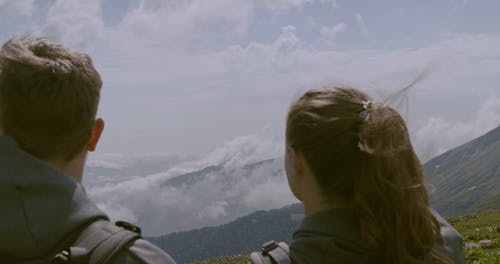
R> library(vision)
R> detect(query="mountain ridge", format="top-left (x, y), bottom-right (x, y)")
top-left (147, 203), bottom-right (303, 263)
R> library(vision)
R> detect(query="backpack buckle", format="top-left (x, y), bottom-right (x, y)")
top-left (52, 249), bottom-right (70, 263)
top-left (262, 240), bottom-right (279, 253)
top-left (52, 247), bottom-right (88, 263)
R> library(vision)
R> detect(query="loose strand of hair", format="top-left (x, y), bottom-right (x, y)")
top-left (384, 63), bottom-right (438, 106)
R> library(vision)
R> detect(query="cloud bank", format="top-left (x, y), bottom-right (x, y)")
top-left (0, 0), bottom-right (35, 22)
top-left (87, 130), bottom-right (296, 235)
top-left (5, 0), bottom-right (495, 160)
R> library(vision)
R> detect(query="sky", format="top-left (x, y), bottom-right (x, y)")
top-left (1, 0), bottom-right (500, 161)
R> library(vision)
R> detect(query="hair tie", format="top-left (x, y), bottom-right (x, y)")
top-left (358, 100), bottom-right (375, 154)
top-left (49, 60), bottom-right (59, 73)
top-left (359, 100), bottom-right (373, 121)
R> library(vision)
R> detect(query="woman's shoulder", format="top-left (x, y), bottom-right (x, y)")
top-left (430, 208), bottom-right (467, 264)
top-left (289, 208), bottom-right (467, 263)
top-left (290, 209), bottom-right (378, 263)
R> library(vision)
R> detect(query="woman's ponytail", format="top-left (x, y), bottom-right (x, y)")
top-left (354, 101), bottom-right (437, 263)
top-left (287, 86), bottom-right (450, 263)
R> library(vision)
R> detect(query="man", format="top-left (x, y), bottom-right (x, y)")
top-left (0, 36), bottom-right (176, 263)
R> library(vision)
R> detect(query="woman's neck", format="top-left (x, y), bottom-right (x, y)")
top-left (301, 178), bottom-right (350, 215)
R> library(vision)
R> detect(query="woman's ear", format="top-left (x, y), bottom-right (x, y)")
top-left (87, 118), bottom-right (104, 152)
top-left (286, 146), bottom-right (307, 201)
top-left (288, 146), bottom-right (304, 178)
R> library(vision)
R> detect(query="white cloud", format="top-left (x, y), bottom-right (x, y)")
top-left (93, 21), bottom-right (500, 155)
top-left (2, 0), bottom-right (498, 160)
top-left (96, 202), bottom-right (139, 223)
top-left (41, 0), bottom-right (105, 51)
top-left (0, 0), bottom-right (35, 22)
top-left (412, 96), bottom-right (500, 161)
top-left (217, 25), bottom-right (306, 73)
top-left (254, 0), bottom-right (336, 11)
top-left (194, 128), bottom-right (284, 168)
top-left (115, 0), bottom-right (254, 50)
top-left (242, 174), bottom-right (296, 210)
top-left (320, 23), bottom-right (347, 43)
top-left (197, 201), bottom-right (228, 219)
top-left (254, 0), bottom-right (310, 10)
top-left (86, 159), bottom-right (124, 170)
top-left (319, 0), bottom-right (337, 8)
top-left (355, 13), bottom-right (369, 38)
top-left (11, 1), bottom-right (500, 162)
top-left (451, 0), bottom-right (472, 9)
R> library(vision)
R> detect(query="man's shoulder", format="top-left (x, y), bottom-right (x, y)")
top-left (110, 238), bottom-right (176, 264)
top-left (72, 220), bottom-right (176, 264)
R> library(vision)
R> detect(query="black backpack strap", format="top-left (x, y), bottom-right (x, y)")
top-left (250, 241), bottom-right (291, 264)
top-left (52, 220), bottom-right (141, 264)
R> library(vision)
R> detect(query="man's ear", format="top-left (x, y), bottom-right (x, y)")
top-left (87, 118), bottom-right (104, 152)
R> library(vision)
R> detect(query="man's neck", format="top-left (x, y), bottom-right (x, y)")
top-left (45, 152), bottom-right (86, 182)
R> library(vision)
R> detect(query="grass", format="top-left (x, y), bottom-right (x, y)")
top-left (189, 255), bottom-right (249, 264)
top-left (448, 211), bottom-right (500, 263)
top-left (190, 212), bottom-right (500, 264)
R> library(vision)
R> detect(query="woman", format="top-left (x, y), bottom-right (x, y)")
top-left (252, 86), bottom-right (465, 264)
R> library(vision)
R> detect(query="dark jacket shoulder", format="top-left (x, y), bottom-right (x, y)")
top-left (0, 136), bottom-right (176, 264)
top-left (290, 208), bottom-right (466, 264)
top-left (290, 209), bottom-right (376, 264)
top-left (431, 209), bottom-right (467, 264)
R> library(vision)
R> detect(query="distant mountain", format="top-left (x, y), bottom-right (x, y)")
top-left (162, 159), bottom-right (278, 188)
top-left (84, 155), bottom-right (183, 188)
top-left (425, 125), bottom-right (500, 215)
top-left (147, 203), bottom-right (303, 263)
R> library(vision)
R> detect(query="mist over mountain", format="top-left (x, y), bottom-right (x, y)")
top-left (84, 132), bottom-right (296, 235)
top-left (84, 154), bottom-right (187, 188)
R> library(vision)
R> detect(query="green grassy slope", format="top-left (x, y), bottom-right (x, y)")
top-left (425, 126), bottom-right (500, 215)
top-left (190, 255), bottom-right (249, 264)
top-left (467, 192), bottom-right (500, 214)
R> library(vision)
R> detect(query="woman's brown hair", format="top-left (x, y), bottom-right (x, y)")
top-left (286, 86), bottom-right (450, 264)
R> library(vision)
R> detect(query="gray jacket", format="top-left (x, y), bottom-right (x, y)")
top-left (290, 208), bottom-right (466, 264)
top-left (0, 136), bottom-right (176, 263)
